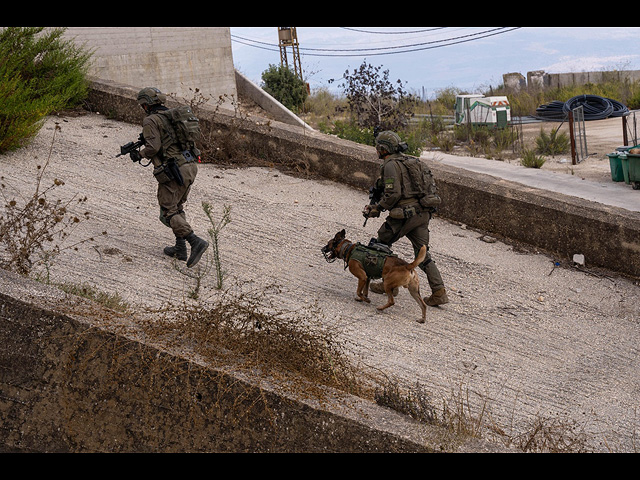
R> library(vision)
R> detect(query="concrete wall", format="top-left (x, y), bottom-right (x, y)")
top-left (541, 70), bottom-right (640, 90)
top-left (0, 268), bottom-right (503, 453)
top-left (505, 69), bottom-right (640, 92)
top-left (63, 27), bottom-right (237, 103)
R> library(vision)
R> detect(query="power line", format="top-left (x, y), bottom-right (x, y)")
top-left (338, 27), bottom-right (448, 35)
top-left (231, 27), bottom-right (521, 57)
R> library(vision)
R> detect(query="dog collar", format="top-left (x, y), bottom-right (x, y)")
top-left (338, 241), bottom-right (357, 270)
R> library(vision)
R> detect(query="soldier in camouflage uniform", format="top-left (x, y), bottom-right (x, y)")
top-left (136, 87), bottom-right (209, 268)
top-left (363, 131), bottom-right (449, 306)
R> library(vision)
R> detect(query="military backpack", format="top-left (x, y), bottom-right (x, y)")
top-left (158, 106), bottom-right (202, 159)
top-left (397, 155), bottom-right (441, 209)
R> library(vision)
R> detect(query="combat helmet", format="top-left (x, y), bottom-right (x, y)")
top-left (375, 131), bottom-right (408, 154)
top-left (137, 87), bottom-right (166, 107)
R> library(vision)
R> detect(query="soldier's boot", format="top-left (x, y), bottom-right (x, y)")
top-left (369, 282), bottom-right (399, 296)
top-left (425, 288), bottom-right (449, 307)
top-left (164, 236), bottom-right (187, 261)
top-left (185, 232), bottom-right (209, 268)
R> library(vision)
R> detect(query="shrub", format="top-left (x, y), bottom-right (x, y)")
top-left (261, 64), bottom-right (308, 113)
top-left (521, 148), bottom-right (546, 168)
top-left (535, 127), bottom-right (569, 155)
top-left (0, 27), bottom-right (92, 153)
top-left (319, 119), bottom-right (376, 146)
top-left (0, 124), bottom-right (92, 275)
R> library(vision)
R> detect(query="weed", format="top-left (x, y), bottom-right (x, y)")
top-left (138, 284), bottom-right (371, 400)
top-left (536, 127), bottom-right (570, 155)
top-left (374, 380), bottom-right (437, 424)
top-left (170, 202), bottom-right (231, 299)
top-left (520, 149), bottom-right (547, 168)
top-left (0, 123), bottom-right (94, 275)
top-left (203, 202), bottom-right (231, 290)
top-left (57, 281), bottom-right (130, 313)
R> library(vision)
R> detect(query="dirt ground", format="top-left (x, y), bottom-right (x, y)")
top-left (1, 112), bottom-right (639, 452)
top-left (514, 115), bottom-right (634, 183)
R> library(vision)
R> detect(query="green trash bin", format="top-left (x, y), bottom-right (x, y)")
top-left (620, 153), bottom-right (630, 184)
top-left (608, 153), bottom-right (625, 182)
top-left (627, 153), bottom-right (640, 190)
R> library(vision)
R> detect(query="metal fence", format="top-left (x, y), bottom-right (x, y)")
top-left (569, 106), bottom-right (588, 164)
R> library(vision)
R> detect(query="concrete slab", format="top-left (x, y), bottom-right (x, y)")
top-left (423, 151), bottom-right (640, 214)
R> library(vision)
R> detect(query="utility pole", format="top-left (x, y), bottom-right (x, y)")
top-left (277, 27), bottom-right (303, 82)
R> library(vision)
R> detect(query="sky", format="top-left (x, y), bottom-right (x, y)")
top-left (230, 27), bottom-right (640, 99)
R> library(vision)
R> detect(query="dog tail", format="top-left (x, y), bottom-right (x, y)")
top-left (407, 245), bottom-right (427, 270)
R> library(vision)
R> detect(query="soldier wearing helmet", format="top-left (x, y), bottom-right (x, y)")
top-left (364, 131), bottom-right (449, 307)
top-left (136, 87), bottom-right (209, 268)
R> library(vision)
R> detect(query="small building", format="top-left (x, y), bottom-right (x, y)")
top-left (454, 94), bottom-right (511, 128)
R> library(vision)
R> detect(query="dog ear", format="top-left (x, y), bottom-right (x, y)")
top-left (339, 229), bottom-right (346, 237)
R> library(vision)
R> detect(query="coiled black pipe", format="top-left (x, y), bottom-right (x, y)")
top-left (535, 100), bottom-right (566, 121)
top-left (536, 95), bottom-right (629, 121)
top-left (609, 98), bottom-right (630, 117)
top-left (563, 94), bottom-right (613, 120)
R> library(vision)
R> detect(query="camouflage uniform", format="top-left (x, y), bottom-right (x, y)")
top-left (137, 87), bottom-right (208, 268)
top-left (140, 111), bottom-right (198, 238)
top-left (365, 131), bottom-right (448, 306)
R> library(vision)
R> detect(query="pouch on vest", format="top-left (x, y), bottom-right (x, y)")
top-left (389, 206), bottom-right (418, 219)
top-left (349, 244), bottom-right (396, 280)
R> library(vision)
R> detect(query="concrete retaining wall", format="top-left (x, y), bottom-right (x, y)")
top-left (0, 269), bottom-right (500, 453)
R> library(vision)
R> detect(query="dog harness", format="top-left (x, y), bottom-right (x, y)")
top-left (342, 242), bottom-right (397, 280)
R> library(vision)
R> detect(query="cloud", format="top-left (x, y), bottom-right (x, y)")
top-left (543, 55), bottom-right (640, 73)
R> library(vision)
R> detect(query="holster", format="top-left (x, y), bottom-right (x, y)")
top-left (153, 160), bottom-right (184, 186)
top-left (167, 160), bottom-right (184, 186)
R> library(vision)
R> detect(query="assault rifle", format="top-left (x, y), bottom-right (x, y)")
top-left (363, 181), bottom-right (384, 227)
top-left (117, 133), bottom-right (146, 163)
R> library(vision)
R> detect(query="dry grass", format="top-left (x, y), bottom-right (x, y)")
top-left (134, 284), bottom-right (376, 401)
top-left (0, 123), bottom-right (95, 276)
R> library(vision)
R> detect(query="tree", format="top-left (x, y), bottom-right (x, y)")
top-left (261, 64), bottom-right (308, 113)
top-left (334, 61), bottom-right (417, 132)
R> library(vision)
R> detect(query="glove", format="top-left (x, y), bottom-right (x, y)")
top-left (129, 150), bottom-right (142, 163)
top-left (363, 204), bottom-right (381, 218)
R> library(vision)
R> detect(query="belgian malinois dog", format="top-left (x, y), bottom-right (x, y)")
top-left (322, 229), bottom-right (428, 323)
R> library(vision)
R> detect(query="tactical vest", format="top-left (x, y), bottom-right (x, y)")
top-left (346, 244), bottom-right (396, 280)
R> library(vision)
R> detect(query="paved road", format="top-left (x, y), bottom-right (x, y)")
top-left (2, 113), bottom-right (639, 451)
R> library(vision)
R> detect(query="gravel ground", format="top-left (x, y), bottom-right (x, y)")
top-left (1, 112), bottom-right (639, 452)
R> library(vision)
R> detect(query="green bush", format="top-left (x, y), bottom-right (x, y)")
top-left (0, 27), bottom-right (92, 153)
top-left (319, 119), bottom-right (375, 146)
top-left (521, 149), bottom-right (546, 168)
top-left (535, 127), bottom-right (569, 155)
top-left (261, 64), bottom-right (308, 113)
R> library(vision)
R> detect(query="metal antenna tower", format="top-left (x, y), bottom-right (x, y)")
top-left (277, 27), bottom-right (303, 81)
